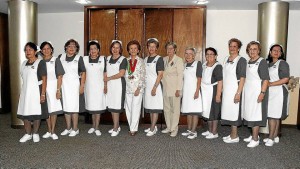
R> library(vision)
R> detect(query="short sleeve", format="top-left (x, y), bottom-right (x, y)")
top-left (212, 64), bottom-right (223, 83)
top-left (258, 59), bottom-right (270, 80)
top-left (278, 61), bottom-right (290, 79)
top-left (196, 61), bottom-right (202, 78)
top-left (55, 58), bottom-right (65, 77)
top-left (37, 60), bottom-right (47, 79)
top-left (156, 57), bottom-right (164, 72)
top-left (236, 57), bottom-right (247, 79)
top-left (119, 58), bottom-right (128, 70)
top-left (78, 56), bottom-right (86, 73)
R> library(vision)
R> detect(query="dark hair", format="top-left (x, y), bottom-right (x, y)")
top-left (228, 38), bottom-right (243, 49)
top-left (266, 44), bottom-right (285, 62)
top-left (205, 47), bottom-right (218, 56)
top-left (110, 41), bottom-right (123, 55)
top-left (246, 41), bottom-right (261, 55)
top-left (147, 38), bottom-right (159, 49)
top-left (127, 40), bottom-right (141, 55)
top-left (64, 39), bottom-right (80, 54)
top-left (40, 41), bottom-right (54, 55)
top-left (24, 42), bottom-right (38, 52)
top-left (87, 41), bottom-right (101, 53)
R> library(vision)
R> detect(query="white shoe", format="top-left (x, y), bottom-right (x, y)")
top-left (69, 129), bottom-right (79, 137)
top-left (181, 130), bottom-right (192, 136)
top-left (146, 127), bottom-right (157, 136)
top-left (33, 134), bottom-right (40, 143)
top-left (265, 139), bottom-right (274, 146)
top-left (95, 130), bottom-right (102, 136)
top-left (264, 137), bottom-right (279, 143)
top-left (42, 132), bottom-right (51, 139)
top-left (19, 134), bottom-right (32, 143)
top-left (205, 133), bottom-right (219, 139)
top-left (161, 128), bottom-right (170, 134)
top-left (144, 126), bottom-right (157, 133)
top-left (61, 128), bottom-right (72, 136)
top-left (247, 140), bottom-right (260, 148)
top-left (88, 128), bottom-right (95, 134)
top-left (201, 130), bottom-right (210, 136)
top-left (52, 134), bottom-right (58, 140)
top-left (187, 132), bottom-right (197, 139)
top-left (111, 130), bottom-right (119, 137)
top-left (222, 135), bottom-right (231, 140)
top-left (224, 137), bottom-right (240, 143)
top-left (108, 127), bottom-right (121, 134)
top-left (244, 135), bottom-right (259, 142)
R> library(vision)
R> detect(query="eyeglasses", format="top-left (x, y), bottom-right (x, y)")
top-left (205, 54), bottom-right (215, 56)
top-left (67, 45), bottom-right (76, 48)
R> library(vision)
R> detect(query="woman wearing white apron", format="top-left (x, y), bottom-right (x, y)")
top-left (105, 40), bottom-right (127, 137)
top-left (59, 39), bottom-right (86, 137)
top-left (181, 47), bottom-right (203, 139)
top-left (125, 40), bottom-right (145, 136)
top-left (84, 40), bottom-right (107, 136)
top-left (264, 44), bottom-right (290, 146)
top-left (143, 38), bottom-right (164, 137)
top-left (40, 41), bottom-right (65, 140)
top-left (242, 41), bottom-right (270, 148)
top-left (17, 42), bottom-right (48, 143)
top-left (201, 47), bottom-right (223, 139)
top-left (221, 38), bottom-right (247, 143)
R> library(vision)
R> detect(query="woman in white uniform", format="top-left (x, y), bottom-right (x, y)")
top-left (242, 41), bottom-right (270, 148)
top-left (221, 38), bottom-right (247, 143)
top-left (18, 42), bottom-right (48, 143)
top-left (125, 40), bottom-right (145, 136)
top-left (84, 40), bottom-right (107, 136)
top-left (161, 42), bottom-right (184, 137)
top-left (143, 38), bottom-right (164, 137)
top-left (201, 47), bottom-right (223, 139)
top-left (40, 41), bottom-right (65, 140)
top-left (59, 39), bottom-right (86, 137)
top-left (181, 47), bottom-right (203, 139)
top-left (264, 44), bottom-right (289, 146)
top-left (105, 40), bottom-right (127, 137)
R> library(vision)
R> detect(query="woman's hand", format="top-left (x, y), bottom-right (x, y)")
top-left (194, 91), bottom-right (199, 99)
top-left (175, 90), bottom-right (180, 97)
top-left (104, 85), bottom-right (107, 94)
top-left (234, 93), bottom-right (240, 103)
top-left (56, 90), bottom-right (61, 99)
top-left (151, 87), bottom-right (157, 96)
top-left (79, 85), bottom-right (84, 94)
top-left (40, 94), bottom-right (46, 103)
top-left (104, 76), bottom-right (109, 82)
top-left (257, 93), bottom-right (265, 103)
top-left (134, 88), bottom-right (140, 96)
top-left (216, 94), bottom-right (221, 103)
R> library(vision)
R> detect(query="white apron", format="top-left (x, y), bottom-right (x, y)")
top-left (106, 56), bottom-right (125, 110)
top-left (60, 54), bottom-right (80, 112)
top-left (17, 59), bottom-right (42, 116)
top-left (221, 56), bottom-right (241, 121)
top-left (83, 56), bottom-right (106, 111)
top-left (201, 62), bottom-right (219, 119)
top-left (181, 61), bottom-right (202, 114)
top-left (144, 56), bottom-right (163, 110)
top-left (268, 60), bottom-right (289, 118)
top-left (46, 57), bottom-right (63, 113)
top-left (242, 58), bottom-right (263, 121)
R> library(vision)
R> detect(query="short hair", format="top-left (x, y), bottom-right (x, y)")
top-left (205, 47), bottom-right (218, 56)
top-left (228, 38), bottom-right (243, 49)
top-left (267, 44), bottom-right (286, 62)
top-left (87, 40), bottom-right (101, 53)
top-left (110, 40), bottom-right (123, 55)
top-left (24, 42), bottom-right (37, 52)
top-left (165, 42), bottom-right (177, 50)
top-left (40, 41), bottom-right (54, 55)
top-left (246, 41), bottom-right (261, 55)
top-left (127, 40), bottom-right (141, 55)
top-left (147, 38), bottom-right (159, 49)
top-left (185, 47), bottom-right (196, 56)
top-left (64, 39), bottom-right (80, 54)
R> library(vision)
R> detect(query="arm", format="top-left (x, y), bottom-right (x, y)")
top-left (269, 78), bottom-right (289, 86)
top-left (234, 77), bottom-right (245, 103)
top-left (175, 58), bottom-right (184, 97)
top-left (258, 80), bottom-right (269, 103)
top-left (56, 75), bottom-right (63, 99)
top-left (134, 61), bottom-right (146, 96)
top-left (79, 72), bottom-right (86, 94)
top-left (216, 80), bottom-right (223, 103)
top-left (151, 70), bottom-right (163, 96)
top-left (194, 77), bottom-right (201, 99)
top-left (40, 76), bottom-right (47, 103)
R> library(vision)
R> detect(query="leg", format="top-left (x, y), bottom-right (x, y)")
top-left (125, 94), bottom-right (133, 131)
top-left (170, 96), bottom-right (181, 134)
top-left (208, 121), bottom-right (213, 133)
top-left (94, 114), bottom-right (101, 130)
top-left (24, 120), bottom-right (32, 134)
top-left (252, 126), bottom-right (260, 141)
top-left (45, 117), bottom-right (52, 133)
top-left (150, 113), bottom-right (158, 131)
top-left (92, 114), bottom-right (96, 129)
top-left (191, 115), bottom-right (199, 133)
top-left (273, 119), bottom-right (280, 138)
top-left (72, 113), bottom-right (79, 131)
top-left (50, 114), bottom-right (57, 133)
top-left (163, 96), bottom-right (171, 131)
top-left (268, 119), bottom-right (276, 140)
top-left (131, 94), bottom-right (143, 132)
top-left (112, 112), bottom-right (120, 131)
top-left (33, 120), bottom-right (41, 134)
top-left (64, 114), bottom-right (72, 130)
top-left (187, 115), bottom-right (192, 130)
top-left (230, 125), bottom-right (238, 139)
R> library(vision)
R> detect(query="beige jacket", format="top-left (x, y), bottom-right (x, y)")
top-left (162, 55), bottom-right (184, 97)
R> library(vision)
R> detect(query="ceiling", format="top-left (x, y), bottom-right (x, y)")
top-left (0, 0), bottom-right (299, 14)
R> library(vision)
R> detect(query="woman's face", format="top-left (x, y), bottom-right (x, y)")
top-left (166, 45), bottom-right (175, 57)
top-left (248, 44), bottom-right (260, 59)
top-left (185, 49), bottom-right (195, 63)
top-left (89, 45), bottom-right (99, 57)
top-left (129, 44), bottom-right (139, 57)
top-left (270, 46), bottom-right (282, 60)
top-left (66, 42), bottom-right (77, 56)
top-left (148, 43), bottom-right (157, 55)
top-left (229, 42), bottom-right (239, 56)
top-left (111, 43), bottom-right (121, 56)
top-left (42, 44), bottom-right (52, 57)
top-left (25, 46), bottom-right (36, 59)
top-left (205, 50), bottom-right (217, 64)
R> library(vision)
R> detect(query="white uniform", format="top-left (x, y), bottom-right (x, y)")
top-left (106, 55), bottom-right (126, 112)
top-left (144, 56), bottom-right (163, 112)
top-left (201, 62), bottom-right (219, 119)
top-left (181, 61), bottom-right (202, 114)
top-left (60, 54), bottom-right (81, 113)
top-left (268, 60), bottom-right (289, 119)
top-left (83, 56), bottom-right (106, 113)
top-left (45, 57), bottom-right (63, 114)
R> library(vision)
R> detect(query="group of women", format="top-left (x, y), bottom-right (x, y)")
top-left (17, 38), bottom-right (290, 148)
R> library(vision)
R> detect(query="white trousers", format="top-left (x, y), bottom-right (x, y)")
top-left (125, 93), bottom-right (143, 132)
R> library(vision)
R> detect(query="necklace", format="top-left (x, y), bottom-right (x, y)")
top-left (127, 59), bottom-right (137, 76)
